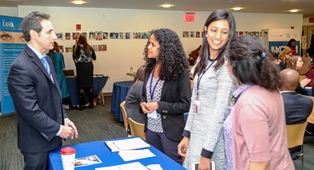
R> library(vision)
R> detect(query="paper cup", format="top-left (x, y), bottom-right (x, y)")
top-left (60, 147), bottom-right (76, 170)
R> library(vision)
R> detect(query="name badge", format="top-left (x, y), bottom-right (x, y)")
top-left (147, 110), bottom-right (157, 119)
top-left (193, 100), bottom-right (201, 114)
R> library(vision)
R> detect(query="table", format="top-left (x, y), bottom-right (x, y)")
top-left (48, 137), bottom-right (185, 170)
top-left (66, 76), bottom-right (109, 106)
top-left (111, 81), bottom-right (134, 121)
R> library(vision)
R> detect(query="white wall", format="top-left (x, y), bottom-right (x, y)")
top-left (0, 7), bottom-right (18, 17)
top-left (16, 6), bottom-right (303, 92)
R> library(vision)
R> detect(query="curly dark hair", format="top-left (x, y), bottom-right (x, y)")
top-left (287, 38), bottom-right (296, 49)
top-left (227, 36), bottom-right (281, 91)
top-left (194, 9), bottom-right (236, 77)
top-left (143, 28), bottom-right (189, 80)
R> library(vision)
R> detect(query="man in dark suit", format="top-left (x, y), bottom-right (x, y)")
top-left (279, 69), bottom-right (313, 159)
top-left (7, 11), bottom-right (78, 170)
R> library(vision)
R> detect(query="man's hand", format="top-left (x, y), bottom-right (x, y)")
top-left (63, 118), bottom-right (78, 139)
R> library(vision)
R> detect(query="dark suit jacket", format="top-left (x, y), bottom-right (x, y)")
top-left (7, 45), bottom-right (66, 153)
top-left (141, 69), bottom-right (191, 142)
top-left (125, 80), bottom-right (146, 124)
top-left (282, 92), bottom-right (313, 125)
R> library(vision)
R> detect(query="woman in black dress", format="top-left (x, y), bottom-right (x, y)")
top-left (74, 35), bottom-right (96, 110)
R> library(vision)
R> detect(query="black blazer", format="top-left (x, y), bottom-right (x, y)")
top-left (8, 45), bottom-right (66, 153)
top-left (282, 92), bottom-right (313, 125)
top-left (141, 68), bottom-right (191, 142)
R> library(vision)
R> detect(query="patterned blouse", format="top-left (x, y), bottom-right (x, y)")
top-left (146, 73), bottom-right (165, 132)
top-left (224, 84), bottom-right (253, 170)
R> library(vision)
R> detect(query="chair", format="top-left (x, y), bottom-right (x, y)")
top-left (308, 97), bottom-right (314, 124)
top-left (286, 121), bottom-right (308, 169)
top-left (128, 117), bottom-right (146, 140)
top-left (120, 101), bottom-right (129, 134)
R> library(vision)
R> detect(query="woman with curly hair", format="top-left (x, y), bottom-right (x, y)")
top-left (177, 9), bottom-right (236, 170)
top-left (140, 28), bottom-right (191, 164)
top-left (74, 35), bottom-right (96, 110)
top-left (224, 35), bottom-right (293, 170)
top-left (287, 38), bottom-right (297, 55)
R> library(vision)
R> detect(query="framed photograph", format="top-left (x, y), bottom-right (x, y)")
top-left (72, 32), bottom-right (79, 40)
top-left (133, 32), bottom-right (138, 39)
top-left (91, 45), bottom-right (98, 51)
top-left (125, 32), bottom-right (131, 39)
top-left (82, 32), bottom-right (87, 38)
top-left (190, 31), bottom-right (195, 38)
top-left (95, 31), bottom-right (103, 40)
top-left (239, 31), bottom-right (243, 36)
top-left (103, 32), bottom-right (108, 39)
top-left (119, 32), bottom-right (124, 39)
top-left (65, 47), bottom-right (73, 53)
top-left (110, 32), bottom-right (118, 39)
top-left (98, 44), bottom-right (107, 51)
top-left (141, 32), bottom-right (149, 39)
top-left (196, 31), bottom-right (200, 38)
top-left (58, 45), bottom-right (64, 53)
top-left (56, 32), bottom-right (63, 40)
top-left (65, 32), bottom-right (71, 40)
top-left (183, 31), bottom-right (189, 38)
top-left (89, 32), bottom-right (95, 40)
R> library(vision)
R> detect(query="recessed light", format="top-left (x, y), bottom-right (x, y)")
top-left (290, 9), bottom-right (298, 13)
top-left (232, 7), bottom-right (242, 11)
top-left (160, 4), bottom-right (173, 8)
top-left (72, 1), bottom-right (85, 5)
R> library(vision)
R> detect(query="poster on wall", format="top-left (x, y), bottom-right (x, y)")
top-left (0, 15), bottom-right (26, 116)
top-left (268, 29), bottom-right (300, 55)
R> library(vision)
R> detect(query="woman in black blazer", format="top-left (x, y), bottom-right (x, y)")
top-left (140, 28), bottom-right (191, 164)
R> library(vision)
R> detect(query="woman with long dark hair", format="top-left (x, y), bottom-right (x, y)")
top-left (287, 38), bottom-right (297, 55)
top-left (74, 35), bottom-right (96, 110)
top-left (178, 9), bottom-right (236, 170)
top-left (224, 35), bottom-right (293, 170)
top-left (140, 28), bottom-right (191, 164)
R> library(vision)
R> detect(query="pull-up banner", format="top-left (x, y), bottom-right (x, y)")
top-left (0, 15), bottom-right (26, 116)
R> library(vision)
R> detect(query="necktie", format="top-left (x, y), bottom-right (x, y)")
top-left (41, 56), bottom-right (54, 83)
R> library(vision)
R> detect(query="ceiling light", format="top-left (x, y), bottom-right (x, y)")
top-left (160, 4), bottom-right (173, 8)
top-left (232, 7), bottom-right (242, 11)
top-left (72, 1), bottom-right (85, 5)
top-left (290, 9), bottom-right (298, 13)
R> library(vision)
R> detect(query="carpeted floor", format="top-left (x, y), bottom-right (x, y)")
top-left (0, 96), bottom-right (313, 170)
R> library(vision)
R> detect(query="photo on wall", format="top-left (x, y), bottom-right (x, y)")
top-left (119, 32), bottom-right (124, 39)
top-left (183, 31), bottom-right (189, 38)
top-left (98, 44), bottom-right (107, 51)
top-left (110, 32), bottom-right (118, 39)
top-left (91, 45), bottom-right (98, 52)
top-left (125, 32), bottom-right (131, 39)
top-left (82, 32), bottom-right (87, 38)
top-left (56, 32), bottom-right (63, 40)
top-left (89, 32), bottom-right (95, 40)
top-left (58, 45), bottom-right (64, 53)
top-left (133, 32), bottom-right (138, 39)
top-left (65, 47), bottom-right (73, 53)
top-left (72, 32), bottom-right (79, 40)
top-left (95, 31), bottom-right (102, 40)
top-left (102, 32), bottom-right (108, 39)
top-left (65, 32), bottom-right (71, 40)
top-left (141, 32), bottom-right (149, 39)
top-left (196, 31), bottom-right (200, 38)
top-left (190, 31), bottom-right (195, 38)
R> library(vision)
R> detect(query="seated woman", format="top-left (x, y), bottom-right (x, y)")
top-left (286, 55), bottom-right (310, 95)
top-left (124, 65), bottom-right (146, 128)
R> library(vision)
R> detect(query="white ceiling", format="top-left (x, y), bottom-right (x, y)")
top-left (2, 0), bottom-right (314, 17)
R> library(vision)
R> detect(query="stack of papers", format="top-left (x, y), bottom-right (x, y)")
top-left (95, 162), bottom-right (148, 170)
top-left (118, 149), bottom-right (155, 161)
top-left (105, 137), bottom-right (150, 152)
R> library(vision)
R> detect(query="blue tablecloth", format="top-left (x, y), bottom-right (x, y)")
top-left (66, 76), bottom-right (109, 105)
top-left (48, 137), bottom-right (185, 170)
top-left (111, 81), bottom-right (133, 121)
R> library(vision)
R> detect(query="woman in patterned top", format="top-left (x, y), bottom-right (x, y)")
top-left (140, 28), bottom-right (191, 164)
top-left (178, 9), bottom-right (236, 170)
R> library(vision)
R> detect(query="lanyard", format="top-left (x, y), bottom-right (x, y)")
top-left (196, 59), bottom-right (216, 100)
top-left (150, 66), bottom-right (160, 101)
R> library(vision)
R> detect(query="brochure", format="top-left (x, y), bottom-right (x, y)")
top-left (74, 154), bottom-right (102, 167)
